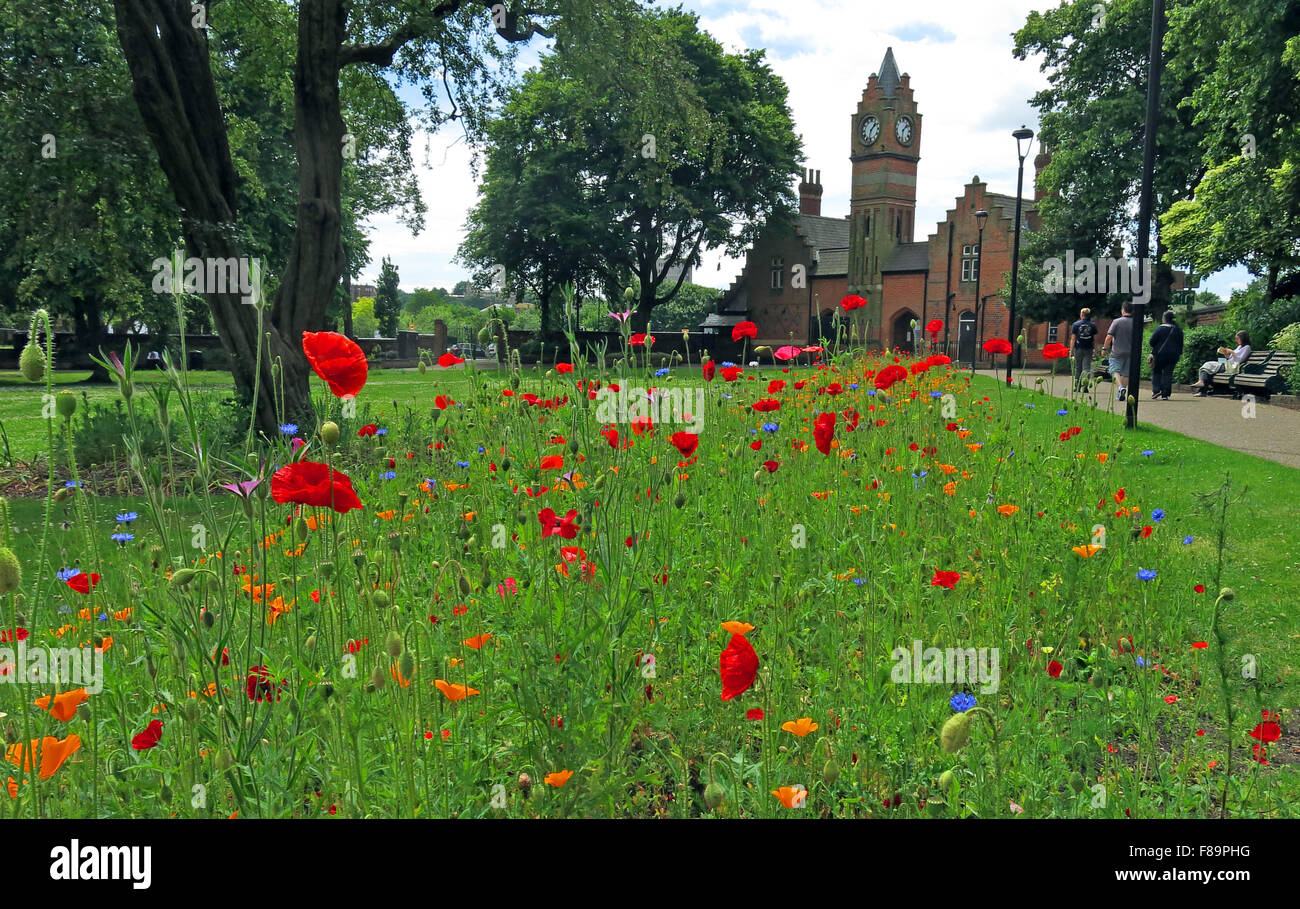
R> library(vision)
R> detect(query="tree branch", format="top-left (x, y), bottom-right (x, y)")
top-left (340, 1), bottom-right (552, 67)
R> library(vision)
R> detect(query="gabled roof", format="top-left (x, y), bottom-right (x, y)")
top-left (881, 241), bottom-right (929, 273)
top-left (797, 213), bottom-right (850, 250)
top-left (816, 248), bottom-right (849, 276)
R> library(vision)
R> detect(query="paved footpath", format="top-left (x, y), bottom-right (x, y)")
top-left (974, 369), bottom-right (1300, 470)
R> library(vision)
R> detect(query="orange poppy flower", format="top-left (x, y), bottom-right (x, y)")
top-left (266, 597), bottom-right (295, 625)
top-left (77, 608), bottom-right (93, 621)
top-left (434, 679), bottom-right (479, 701)
top-left (390, 661), bottom-right (414, 687)
top-left (780, 717), bottom-right (819, 737)
top-left (6, 734), bottom-right (81, 780)
top-left (544, 770), bottom-right (573, 788)
top-left (956, 430), bottom-right (973, 439)
top-left (996, 504), bottom-right (1019, 517)
top-left (376, 509), bottom-right (396, 521)
top-left (720, 621), bottom-right (755, 636)
top-left (1072, 544), bottom-right (1103, 558)
top-left (1097, 453), bottom-right (1109, 463)
top-left (936, 463), bottom-right (957, 475)
top-left (462, 633), bottom-right (493, 650)
top-left (811, 491), bottom-right (832, 500)
top-left (448, 657), bottom-right (464, 668)
top-left (34, 688), bottom-right (89, 722)
top-left (771, 785), bottom-right (808, 808)
top-left (443, 482), bottom-right (467, 492)
top-left (112, 607), bottom-right (133, 621)
top-left (461, 511), bottom-right (477, 522)
top-left (6, 777), bottom-right (16, 799)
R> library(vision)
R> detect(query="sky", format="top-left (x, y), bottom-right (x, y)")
top-left (359, 0), bottom-right (1247, 299)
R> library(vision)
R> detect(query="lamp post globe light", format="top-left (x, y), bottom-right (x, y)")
top-left (1007, 125), bottom-right (1035, 384)
top-left (971, 208), bottom-right (988, 369)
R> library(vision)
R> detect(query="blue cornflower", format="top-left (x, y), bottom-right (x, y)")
top-left (478, 446), bottom-right (486, 454)
top-left (852, 577), bottom-right (867, 586)
top-left (64, 481), bottom-right (81, 488)
top-left (279, 423), bottom-right (298, 435)
top-left (380, 471), bottom-right (396, 480)
top-left (762, 422), bottom-right (779, 433)
top-left (1151, 509), bottom-right (1165, 522)
top-left (951, 693), bottom-right (977, 712)
top-left (456, 460), bottom-right (470, 468)
top-left (57, 567), bottom-right (81, 582)
top-left (115, 512), bottom-right (138, 523)
top-left (930, 391), bottom-right (942, 398)
top-left (1136, 656), bottom-right (1147, 668)
top-left (1056, 409), bottom-right (1068, 416)
top-left (424, 478), bottom-right (436, 490)
top-left (1142, 450), bottom-right (1154, 457)
top-left (654, 368), bottom-right (669, 377)
top-left (110, 532), bottom-right (134, 544)
top-left (866, 389), bottom-right (877, 396)
top-left (849, 383), bottom-right (860, 390)
top-left (1182, 535), bottom-right (1194, 545)
top-left (1136, 569), bottom-right (1157, 582)
top-left (1024, 403), bottom-right (1035, 408)
top-left (376, 428), bottom-right (388, 436)
top-left (57, 604), bottom-right (71, 615)
top-left (97, 612), bottom-right (108, 621)
top-left (721, 361), bottom-right (735, 368)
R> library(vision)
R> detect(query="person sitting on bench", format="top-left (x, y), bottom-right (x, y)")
top-left (1191, 330), bottom-right (1251, 397)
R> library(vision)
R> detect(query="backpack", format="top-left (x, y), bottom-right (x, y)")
top-left (1073, 321), bottom-right (1096, 344)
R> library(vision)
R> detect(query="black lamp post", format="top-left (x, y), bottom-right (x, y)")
top-left (971, 208), bottom-right (988, 369)
top-left (1007, 126), bottom-right (1035, 383)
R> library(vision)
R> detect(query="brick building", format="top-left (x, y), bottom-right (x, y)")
top-left (711, 48), bottom-right (1152, 366)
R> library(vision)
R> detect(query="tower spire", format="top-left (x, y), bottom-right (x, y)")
top-left (876, 47), bottom-right (901, 97)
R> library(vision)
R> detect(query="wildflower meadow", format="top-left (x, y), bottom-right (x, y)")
top-left (1, 307), bottom-right (1293, 821)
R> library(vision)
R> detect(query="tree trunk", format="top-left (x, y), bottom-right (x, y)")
top-left (74, 297), bottom-right (113, 383)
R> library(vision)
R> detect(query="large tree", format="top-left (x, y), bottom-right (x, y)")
top-left (110, 0), bottom-right (576, 434)
top-left (460, 5), bottom-right (802, 333)
top-left (1010, 0), bottom-right (1207, 325)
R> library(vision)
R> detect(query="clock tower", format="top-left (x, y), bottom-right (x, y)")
top-left (847, 48), bottom-right (921, 342)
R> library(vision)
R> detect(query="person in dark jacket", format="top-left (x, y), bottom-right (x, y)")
top-left (1147, 311), bottom-right (1184, 400)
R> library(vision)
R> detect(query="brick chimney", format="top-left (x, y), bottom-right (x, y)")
top-left (1034, 144), bottom-right (1051, 201)
top-left (798, 168), bottom-right (823, 216)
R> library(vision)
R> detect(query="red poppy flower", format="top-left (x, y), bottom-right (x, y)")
top-left (629, 333), bottom-right (651, 347)
top-left (1194, 584), bottom-right (1205, 593)
top-left (65, 572), bottom-right (102, 595)
top-left (246, 665), bottom-right (285, 702)
top-left (927, 354), bottom-right (952, 366)
top-left (840, 294), bottom-right (867, 312)
top-left (438, 352), bottom-right (465, 367)
top-left (767, 379), bottom-right (786, 394)
top-left (930, 570), bottom-right (959, 589)
top-left (750, 440), bottom-right (762, 451)
top-left (982, 338), bottom-right (1013, 356)
top-left (731, 321), bottom-right (757, 342)
top-left (1047, 660), bottom-right (1063, 678)
top-left (669, 431), bottom-right (699, 459)
top-left (539, 508), bottom-right (580, 540)
top-left (1042, 342), bottom-right (1070, 360)
top-left (721, 366), bottom-right (743, 382)
top-left (131, 719), bottom-right (164, 751)
top-left (434, 394), bottom-right (456, 409)
top-left (925, 319), bottom-right (943, 336)
top-left (540, 454), bottom-right (565, 471)
top-left (1249, 722), bottom-right (1282, 743)
top-left (752, 398), bottom-right (781, 412)
top-left (746, 708), bottom-right (764, 721)
top-left (719, 633), bottom-right (759, 701)
top-left (702, 360), bottom-right (716, 381)
top-left (762, 460), bottom-right (779, 473)
top-left (556, 363), bottom-right (574, 374)
top-left (601, 426), bottom-right (621, 448)
top-left (813, 412), bottom-right (836, 455)
top-left (270, 461), bottom-right (363, 513)
top-left (874, 364), bottom-right (908, 391)
top-left (302, 331), bottom-right (368, 399)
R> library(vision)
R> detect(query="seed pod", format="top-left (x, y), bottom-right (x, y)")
top-left (319, 561), bottom-right (335, 580)
top-left (822, 758), bottom-right (840, 787)
top-left (673, 492), bottom-right (686, 509)
top-left (515, 511), bottom-right (527, 525)
top-left (371, 589), bottom-right (390, 608)
top-left (387, 531), bottom-right (402, 552)
top-left (321, 420), bottom-right (340, 445)
top-left (500, 458), bottom-right (511, 471)
top-left (517, 772), bottom-right (532, 795)
top-left (385, 632), bottom-right (404, 657)
top-left (940, 711), bottom-right (972, 753)
top-left (352, 550), bottom-right (366, 568)
top-left (398, 651), bottom-right (415, 680)
top-left (320, 681), bottom-right (335, 700)
top-left (369, 666), bottom-right (387, 690)
top-left (55, 391), bottom-right (77, 419)
top-left (938, 770), bottom-right (955, 792)
top-left (458, 574), bottom-right (471, 595)
top-left (294, 516), bottom-right (309, 542)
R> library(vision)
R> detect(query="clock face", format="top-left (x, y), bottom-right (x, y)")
top-left (895, 116), bottom-right (913, 146)
top-left (859, 115), bottom-right (880, 146)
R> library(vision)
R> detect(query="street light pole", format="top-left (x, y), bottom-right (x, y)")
top-left (1129, 0), bottom-right (1165, 429)
top-left (1008, 126), bottom-right (1035, 384)
top-left (971, 209), bottom-right (988, 369)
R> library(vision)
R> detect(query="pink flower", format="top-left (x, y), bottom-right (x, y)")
top-left (497, 577), bottom-right (518, 597)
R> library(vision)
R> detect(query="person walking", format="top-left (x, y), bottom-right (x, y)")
top-left (1100, 303), bottom-right (1134, 402)
top-left (1069, 307), bottom-right (1098, 392)
top-left (1147, 311), bottom-right (1184, 400)
top-left (1191, 330), bottom-right (1252, 396)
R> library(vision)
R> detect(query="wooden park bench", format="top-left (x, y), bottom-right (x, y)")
top-left (1208, 350), bottom-right (1272, 395)
top-left (1229, 350), bottom-right (1296, 400)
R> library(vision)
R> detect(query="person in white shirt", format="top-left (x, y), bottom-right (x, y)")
top-left (1191, 330), bottom-right (1252, 396)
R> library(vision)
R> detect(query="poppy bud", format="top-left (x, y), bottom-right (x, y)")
top-left (321, 681), bottom-right (334, 699)
top-left (568, 438), bottom-right (579, 454)
top-left (304, 634), bottom-right (317, 650)
top-left (458, 574), bottom-right (471, 595)
top-left (169, 567), bottom-right (199, 589)
top-left (56, 390), bottom-right (77, 419)
top-left (0, 547), bottom-right (21, 593)
top-left (940, 711), bottom-right (972, 753)
top-left (160, 783), bottom-right (173, 805)
top-left (822, 758), bottom-right (839, 786)
top-left (294, 516), bottom-right (309, 542)
top-left (593, 473), bottom-right (606, 489)
top-left (673, 492), bottom-right (686, 509)
top-left (517, 772), bottom-right (532, 795)
top-left (385, 632), bottom-right (403, 657)
top-left (398, 651), bottom-right (415, 680)
top-left (216, 748), bottom-right (233, 770)
top-left (1219, 587), bottom-right (1235, 601)
top-left (182, 701), bottom-right (199, 723)
top-left (387, 531), bottom-right (402, 552)
top-left (77, 702), bottom-right (91, 722)
top-left (202, 609), bottom-right (215, 628)
top-left (1069, 772), bottom-right (1085, 793)
top-left (54, 486), bottom-right (73, 503)
top-left (515, 510), bottom-right (527, 525)
top-left (465, 534), bottom-right (477, 548)
top-left (19, 340), bottom-right (46, 383)
top-left (938, 770), bottom-right (954, 792)
top-left (703, 781), bottom-right (725, 810)
top-left (369, 666), bottom-right (387, 690)
top-left (418, 361), bottom-right (427, 374)
top-left (352, 550), bottom-right (366, 568)
top-left (501, 458), bottom-right (511, 471)
top-left (372, 589), bottom-right (390, 608)
top-left (321, 420), bottom-right (340, 445)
